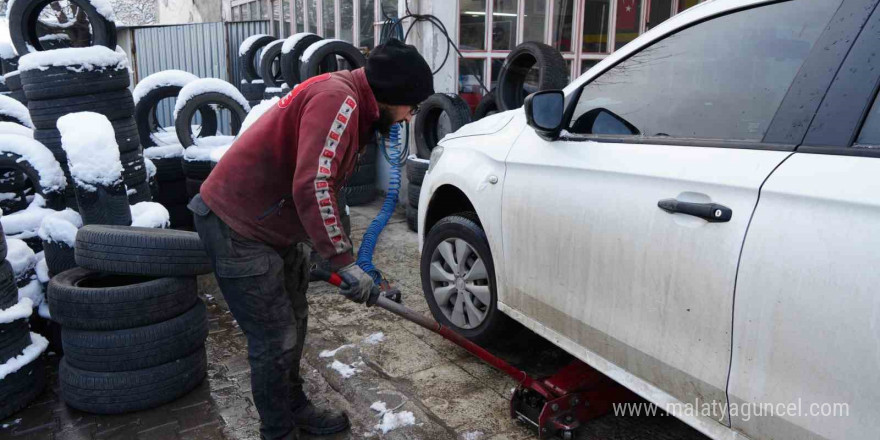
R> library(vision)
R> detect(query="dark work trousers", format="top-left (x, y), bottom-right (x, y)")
top-left (189, 195), bottom-right (309, 440)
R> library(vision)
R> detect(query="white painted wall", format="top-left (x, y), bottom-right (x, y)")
top-left (157, 0), bottom-right (225, 24)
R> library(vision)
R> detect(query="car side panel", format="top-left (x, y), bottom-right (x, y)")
top-left (729, 153), bottom-right (880, 440)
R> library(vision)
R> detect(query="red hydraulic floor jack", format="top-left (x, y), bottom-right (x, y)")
top-left (314, 270), bottom-right (636, 439)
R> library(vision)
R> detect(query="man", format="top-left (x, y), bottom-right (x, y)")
top-left (188, 39), bottom-right (434, 440)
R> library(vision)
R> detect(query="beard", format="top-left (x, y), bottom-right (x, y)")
top-left (372, 104), bottom-right (397, 137)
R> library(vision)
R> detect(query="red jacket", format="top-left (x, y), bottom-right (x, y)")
top-left (201, 68), bottom-right (379, 270)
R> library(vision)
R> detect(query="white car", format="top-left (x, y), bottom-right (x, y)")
top-left (417, 0), bottom-right (880, 439)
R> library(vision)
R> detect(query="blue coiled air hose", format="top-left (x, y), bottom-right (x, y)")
top-left (356, 123), bottom-right (403, 284)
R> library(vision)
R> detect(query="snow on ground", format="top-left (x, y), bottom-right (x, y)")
top-left (174, 79), bottom-right (250, 122)
top-left (239, 34), bottom-right (270, 56)
top-left (282, 32), bottom-right (316, 54)
top-left (19, 46), bottom-right (128, 72)
top-left (130, 202), bottom-right (169, 228)
top-left (301, 39), bottom-right (344, 63)
top-left (57, 112), bottom-right (123, 191)
top-left (2, 195), bottom-right (56, 240)
top-left (371, 401), bottom-right (416, 434)
top-left (363, 332), bottom-right (385, 345)
top-left (319, 344), bottom-right (353, 358)
top-left (38, 209), bottom-right (81, 246)
top-left (0, 95), bottom-right (33, 129)
top-left (0, 332), bottom-right (48, 381)
top-left (0, 121), bottom-right (33, 138)
top-left (239, 97), bottom-right (279, 135)
top-left (0, 298), bottom-right (32, 324)
top-left (0, 135), bottom-right (67, 193)
top-left (132, 69), bottom-right (199, 105)
top-left (144, 143), bottom-right (184, 159)
top-left (328, 360), bottom-right (358, 378)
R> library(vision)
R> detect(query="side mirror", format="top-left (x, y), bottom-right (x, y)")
top-left (524, 90), bottom-right (564, 141)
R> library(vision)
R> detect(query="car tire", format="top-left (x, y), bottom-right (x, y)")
top-left (496, 42), bottom-right (567, 111)
top-left (175, 93), bottom-right (246, 148)
top-left (0, 151), bottom-right (65, 210)
top-left (414, 93), bottom-right (472, 159)
top-left (421, 214), bottom-right (515, 346)
top-left (74, 182), bottom-right (133, 226)
top-left (341, 184), bottom-right (376, 206)
top-left (185, 177), bottom-right (204, 199)
top-left (406, 204), bottom-right (418, 232)
top-left (34, 117), bottom-right (140, 155)
top-left (135, 86), bottom-right (218, 148)
top-left (299, 40), bottom-right (365, 82)
top-left (348, 163), bottom-right (376, 187)
top-left (259, 40), bottom-right (286, 88)
top-left (59, 346), bottom-right (206, 415)
top-left (473, 90), bottom-right (500, 120)
top-left (9, 0), bottom-right (116, 55)
top-left (75, 225), bottom-right (211, 277)
top-left (0, 262), bottom-right (15, 310)
top-left (182, 158), bottom-right (213, 181)
top-left (0, 318), bottom-right (31, 365)
top-left (62, 300), bottom-right (208, 372)
top-left (0, 95), bottom-right (32, 128)
top-left (406, 155), bottom-right (429, 185)
top-left (0, 354), bottom-right (46, 420)
top-left (0, 169), bottom-right (28, 192)
top-left (42, 240), bottom-right (77, 276)
top-left (28, 89), bottom-right (134, 130)
top-left (281, 33), bottom-right (322, 86)
top-left (48, 267), bottom-right (198, 330)
top-left (21, 66), bottom-right (129, 101)
top-left (408, 181), bottom-right (421, 208)
top-left (239, 35), bottom-right (276, 82)
top-left (151, 157), bottom-right (185, 182)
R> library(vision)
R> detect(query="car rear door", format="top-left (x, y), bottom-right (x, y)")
top-left (728, 2), bottom-right (880, 438)
top-left (499, 0), bottom-right (849, 428)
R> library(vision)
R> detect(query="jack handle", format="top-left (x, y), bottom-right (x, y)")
top-left (310, 267), bottom-right (401, 306)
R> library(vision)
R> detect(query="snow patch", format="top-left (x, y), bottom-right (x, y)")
top-left (0, 332), bottom-right (48, 381)
top-left (259, 39), bottom-right (283, 65)
top-left (282, 33), bottom-right (316, 54)
top-left (239, 97), bottom-right (279, 135)
top-left (328, 360), bottom-right (358, 378)
top-left (0, 298), bottom-right (33, 324)
top-left (301, 39), bottom-right (344, 63)
top-left (6, 237), bottom-right (36, 276)
top-left (144, 144), bottom-right (184, 159)
top-left (149, 128), bottom-right (181, 146)
top-left (209, 145), bottom-right (232, 163)
top-left (18, 279), bottom-right (43, 307)
top-left (0, 42), bottom-right (15, 60)
top-left (19, 46), bottom-right (128, 72)
top-left (0, 95), bottom-right (33, 128)
top-left (132, 69), bottom-right (199, 105)
top-left (319, 344), bottom-right (353, 358)
top-left (363, 332), bottom-right (385, 345)
top-left (0, 121), bottom-right (33, 138)
top-left (57, 112), bottom-right (123, 191)
top-left (462, 431), bottom-right (484, 440)
top-left (408, 154), bottom-right (430, 165)
top-left (38, 209), bottom-right (81, 246)
top-left (0, 135), bottom-right (67, 193)
top-left (2, 195), bottom-right (56, 240)
top-left (173, 78), bottom-right (250, 122)
top-left (144, 157), bottom-right (156, 180)
top-left (35, 255), bottom-right (49, 284)
top-left (239, 34), bottom-right (271, 56)
top-left (252, 79), bottom-right (264, 84)
top-left (265, 86), bottom-right (282, 93)
top-left (130, 202), bottom-right (170, 228)
top-left (37, 301), bottom-right (50, 319)
top-left (194, 135), bottom-right (235, 148)
top-left (1, 418), bottom-right (22, 429)
top-left (371, 402), bottom-right (415, 434)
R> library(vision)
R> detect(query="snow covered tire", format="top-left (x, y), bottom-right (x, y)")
top-left (136, 86), bottom-right (218, 148)
top-left (9, 0), bottom-right (117, 55)
top-left (259, 40), bottom-right (286, 88)
top-left (62, 300), bottom-right (208, 372)
top-left (299, 40), bottom-right (365, 81)
top-left (47, 267), bottom-right (198, 330)
top-left (21, 66), bottom-right (129, 101)
top-left (28, 90), bottom-right (134, 130)
top-left (75, 225), bottom-right (211, 277)
top-left (496, 42), bottom-right (567, 111)
top-left (59, 346), bottom-right (206, 415)
top-left (0, 354), bottom-right (46, 421)
top-left (406, 156), bottom-right (429, 185)
top-left (175, 93), bottom-right (246, 148)
top-left (240, 35), bottom-right (276, 82)
top-left (280, 33), bottom-right (322, 86)
top-left (42, 239), bottom-right (77, 276)
top-left (0, 318), bottom-right (30, 365)
top-left (74, 182), bottom-right (133, 226)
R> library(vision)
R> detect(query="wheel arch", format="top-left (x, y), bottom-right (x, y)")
top-left (423, 184), bottom-right (481, 235)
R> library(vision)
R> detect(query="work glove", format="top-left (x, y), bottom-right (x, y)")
top-left (338, 263), bottom-right (374, 304)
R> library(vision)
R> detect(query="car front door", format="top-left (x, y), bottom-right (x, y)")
top-left (499, 0), bottom-right (844, 427)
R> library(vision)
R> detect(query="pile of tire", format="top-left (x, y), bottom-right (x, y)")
top-left (238, 34), bottom-right (275, 107)
top-left (0, 95), bottom-right (36, 216)
top-left (342, 143), bottom-right (378, 206)
top-left (19, 47), bottom-right (151, 208)
top-left (414, 93), bottom-right (472, 159)
top-left (0, 42), bottom-right (19, 96)
top-left (48, 224), bottom-right (212, 414)
top-left (174, 78), bottom-right (250, 199)
top-left (3, 71), bottom-right (25, 104)
top-left (405, 155), bottom-right (429, 232)
top-left (0, 223), bottom-right (49, 420)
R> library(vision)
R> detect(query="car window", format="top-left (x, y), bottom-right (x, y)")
top-left (568, 0), bottom-right (841, 142)
top-left (857, 94), bottom-right (880, 146)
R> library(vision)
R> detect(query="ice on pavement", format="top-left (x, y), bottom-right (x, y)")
top-left (328, 360), bottom-right (358, 378)
top-left (363, 332), bottom-right (385, 345)
top-left (319, 344), bottom-right (353, 358)
top-left (371, 401), bottom-right (416, 434)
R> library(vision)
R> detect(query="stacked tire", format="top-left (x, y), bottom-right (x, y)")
top-left (146, 145), bottom-right (190, 228)
top-left (342, 143), bottom-right (378, 206)
top-left (406, 156), bottom-right (429, 232)
top-left (0, 230), bottom-right (49, 421)
top-left (48, 225), bottom-right (212, 414)
top-left (238, 34), bottom-right (275, 107)
top-left (20, 47), bottom-right (152, 207)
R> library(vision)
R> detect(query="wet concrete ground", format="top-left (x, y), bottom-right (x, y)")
top-left (0, 199), bottom-right (710, 440)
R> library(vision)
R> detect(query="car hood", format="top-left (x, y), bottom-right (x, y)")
top-left (439, 110), bottom-right (518, 144)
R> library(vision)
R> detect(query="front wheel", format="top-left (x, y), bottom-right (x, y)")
top-left (421, 215), bottom-right (515, 346)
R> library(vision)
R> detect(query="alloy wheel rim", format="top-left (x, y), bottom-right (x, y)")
top-left (429, 237), bottom-right (491, 329)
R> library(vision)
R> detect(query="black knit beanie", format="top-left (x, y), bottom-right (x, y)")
top-left (366, 39), bottom-right (434, 106)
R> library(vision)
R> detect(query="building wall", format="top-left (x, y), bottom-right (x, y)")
top-left (157, 0), bottom-right (227, 24)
